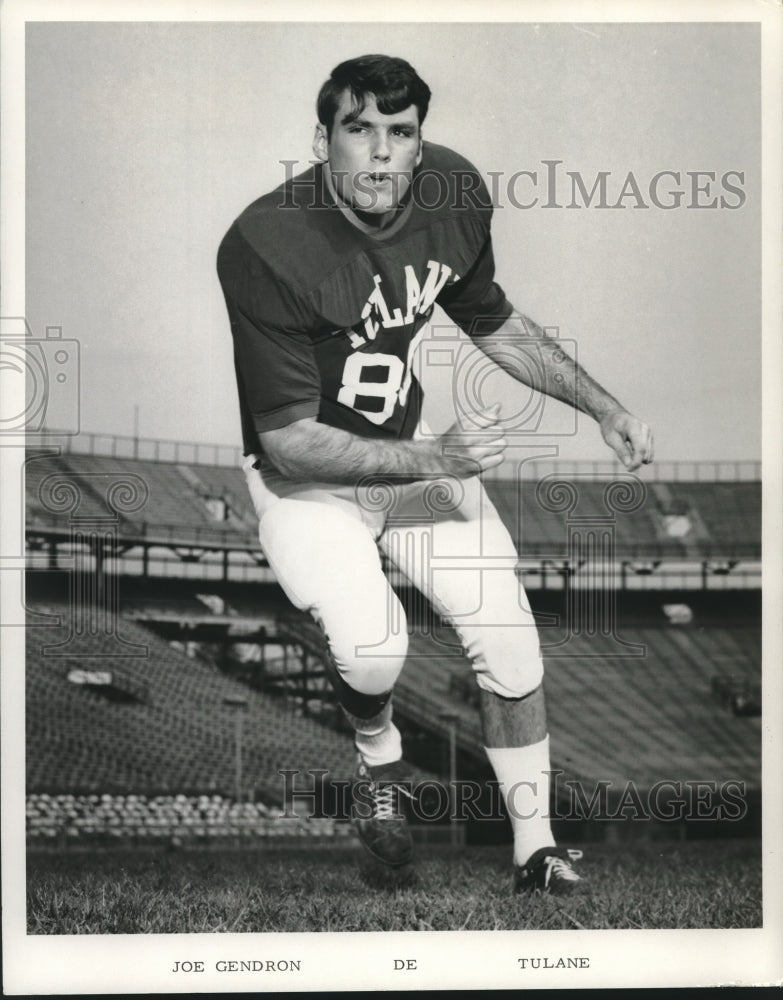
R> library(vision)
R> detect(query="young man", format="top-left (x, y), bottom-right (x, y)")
top-left (217, 55), bottom-right (653, 894)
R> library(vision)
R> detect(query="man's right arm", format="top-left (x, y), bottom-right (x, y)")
top-left (260, 410), bottom-right (507, 485)
top-left (219, 227), bottom-right (506, 484)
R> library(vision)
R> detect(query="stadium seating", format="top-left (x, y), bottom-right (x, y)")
top-left (669, 483), bottom-right (761, 549)
top-left (392, 621), bottom-right (760, 792)
top-left (543, 625), bottom-right (759, 788)
top-left (485, 479), bottom-right (759, 558)
top-left (23, 450), bottom-right (762, 844)
top-left (26, 792), bottom-right (351, 843)
top-left (25, 592), bottom-right (760, 814)
top-left (25, 454), bottom-right (253, 542)
top-left (25, 451), bottom-right (761, 559)
top-left (26, 604), bottom-right (357, 800)
top-left (187, 463), bottom-right (258, 526)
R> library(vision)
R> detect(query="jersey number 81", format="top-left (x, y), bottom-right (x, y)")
top-left (336, 331), bottom-right (425, 426)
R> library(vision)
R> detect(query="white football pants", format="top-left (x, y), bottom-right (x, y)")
top-left (242, 453), bottom-right (544, 701)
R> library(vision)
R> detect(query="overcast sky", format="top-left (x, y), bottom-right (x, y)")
top-left (24, 20), bottom-right (760, 463)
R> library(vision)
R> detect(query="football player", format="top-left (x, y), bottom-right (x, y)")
top-left (217, 54), bottom-right (653, 894)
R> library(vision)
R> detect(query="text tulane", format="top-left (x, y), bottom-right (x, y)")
top-left (518, 957), bottom-right (590, 970)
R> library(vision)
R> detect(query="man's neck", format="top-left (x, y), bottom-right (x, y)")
top-left (352, 206), bottom-right (402, 230)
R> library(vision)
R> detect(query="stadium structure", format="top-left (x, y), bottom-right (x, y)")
top-left (24, 434), bottom-right (761, 849)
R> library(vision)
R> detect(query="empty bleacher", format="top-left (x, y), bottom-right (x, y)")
top-left (542, 625), bottom-right (760, 789)
top-left (269, 600), bottom-right (760, 795)
top-left (393, 630), bottom-right (483, 751)
top-left (26, 604), bottom-right (357, 801)
top-left (187, 463), bottom-right (257, 526)
top-left (390, 621), bottom-right (760, 793)
top-left (25, 453), bottom-right (254, 544)
top-left (25, 451), bottom-right (761, 561)
top-left (24, 580), bottom-right (761, 807)
top-left (486, 478), bottom-right (759, 558)
top-left (670, 483), bottom-right (761, 549)
top-left (23, 447), bottom-right (762, 839)
top-left (26, 792), bottom-right (352, 844)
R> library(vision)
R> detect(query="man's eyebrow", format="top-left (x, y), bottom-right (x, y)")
top-left (340, 114), bottom-right (418, 130)
top-left (340, 113), bottom-right (371, 127)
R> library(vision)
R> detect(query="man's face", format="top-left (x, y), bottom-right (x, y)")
top-left (314, 91), bottom-right (422, 216)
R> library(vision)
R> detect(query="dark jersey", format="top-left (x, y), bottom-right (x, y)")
top-left (217, 142), bottom-right (513, 455)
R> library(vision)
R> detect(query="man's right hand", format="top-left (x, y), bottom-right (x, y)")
top-left (435, 403), bottom-right (508, 477)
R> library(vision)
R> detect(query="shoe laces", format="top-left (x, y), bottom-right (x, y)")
top-left (370, 780), bottom-right (413, 820)
top-left (543, 849), bottom-right (583, 887)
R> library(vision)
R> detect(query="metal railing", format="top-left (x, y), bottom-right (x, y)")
top-left (26, 511), bottom-right (759, 562)
top-left (26, 512), bottom-right (261, 550)
top-left (38, 429), bottom-right (760, 481)
top-left (41, 430), bottom-right (244, 468)
top-left (483, 457), bottom-right (761, 482)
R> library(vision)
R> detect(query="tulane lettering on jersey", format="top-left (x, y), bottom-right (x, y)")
top-left (350, 260), bottom-right (457, 347)
top-left (330, 260), bottom-right (458, 428)
top-left (217, 141), bottom-right (514, 454)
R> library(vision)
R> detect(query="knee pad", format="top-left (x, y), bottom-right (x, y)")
top-left (323, 615), bottom-right (409, 697)
top-left (467, 625), bottom-right (544, 700)
top-left (253, 494), bottom-right (410, 696)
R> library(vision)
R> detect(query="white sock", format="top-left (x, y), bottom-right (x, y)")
top-left (343, 700), bottom-right (402, 768)
top-left (485, 735), bottom-right (556, 865)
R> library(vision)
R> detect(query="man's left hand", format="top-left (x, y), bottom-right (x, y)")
top-left (600, 409), bottom-right (654, 471)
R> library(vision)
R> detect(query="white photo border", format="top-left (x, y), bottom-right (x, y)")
top-left (2, 0), bottom-right (781, 993)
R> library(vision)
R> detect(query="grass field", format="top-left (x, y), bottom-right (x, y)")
top-left (27, 837), bottom-right (761, 933)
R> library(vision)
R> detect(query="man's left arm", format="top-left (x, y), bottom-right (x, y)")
top-left (471, 312), bottom-right (654, 471)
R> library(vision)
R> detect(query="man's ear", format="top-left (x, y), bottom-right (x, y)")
top-left (415, 133), bottom-right (423, 167)
top-left (313, 123), bottom-right (328, 163)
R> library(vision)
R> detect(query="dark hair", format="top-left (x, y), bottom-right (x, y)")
top-left (317, 54), bottom-right (431, 136)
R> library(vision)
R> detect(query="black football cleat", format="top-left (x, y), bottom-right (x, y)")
top-left (352, 755), bottom-right (414, 869)
top-left (513, 846), bottom-right (584, 896)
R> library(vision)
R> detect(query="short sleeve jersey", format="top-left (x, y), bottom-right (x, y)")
top-left (217, 142), bottom-right (513, 455)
